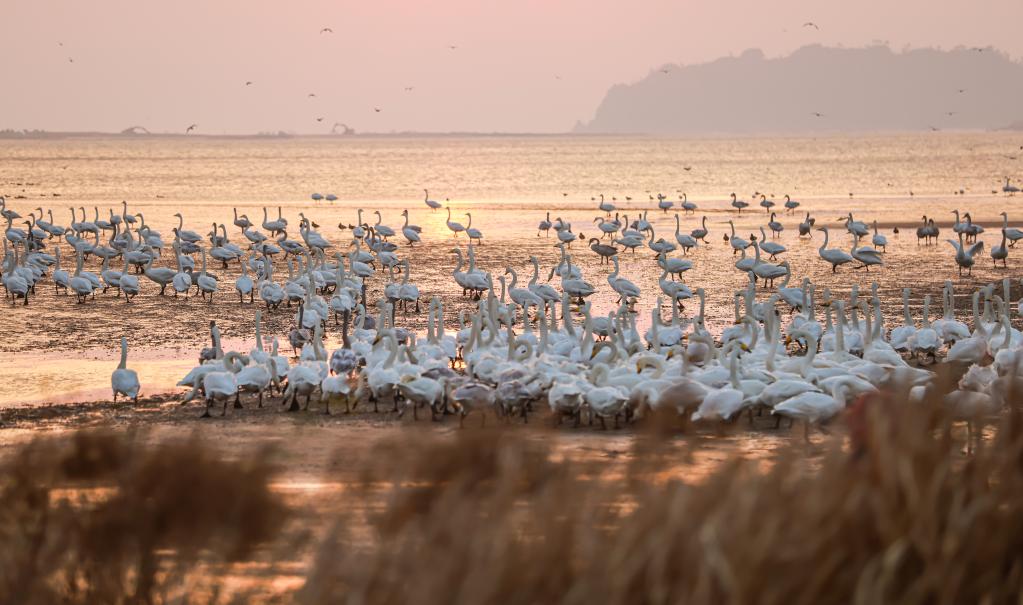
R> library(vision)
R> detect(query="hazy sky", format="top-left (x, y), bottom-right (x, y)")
top-left (2, 0), bottom-right (1021, 134)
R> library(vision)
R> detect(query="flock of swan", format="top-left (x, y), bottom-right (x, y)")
top-left (1, 189), bottom-right (1022, 440)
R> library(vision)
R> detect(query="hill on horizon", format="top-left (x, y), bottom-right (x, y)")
top-left (575, 45), bottom-right (1023, 135)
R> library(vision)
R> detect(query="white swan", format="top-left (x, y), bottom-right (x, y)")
top-left (111, 337), bottom-right (140, 403)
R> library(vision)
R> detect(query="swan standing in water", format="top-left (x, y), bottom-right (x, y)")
top-left (111, 336), bottom-right (140, 402)
top-left (445, 207), bottom-right (465, 237)
top-left (465, 212), bottom-right (484, 245)
top-left (424, 189), bottom-right (442, 211)
top-left (730, 193), bottom-right (749, 214)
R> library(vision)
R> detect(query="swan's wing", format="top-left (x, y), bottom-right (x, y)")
top-left (968, 241), bottom-right (985, 256)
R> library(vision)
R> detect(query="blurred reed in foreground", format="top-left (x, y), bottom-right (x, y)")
top-left (4, 377), bottom-right (1023, 604)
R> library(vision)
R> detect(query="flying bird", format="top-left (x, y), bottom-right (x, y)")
top-left (186, 124), bottom-right (198, 133)
top-left (316, 117), bottom-right (324, 122)
top-left (811, 112), bottom-right (825, 118)
top-left (68, 57), bottom-right (74, 63)
top-left (957, 88), bottom-right (966, 93)
top-left (946, 111), bottom-right (957, 117)
top-left (683, 166), bottom-right (692, 171)
top-left (320, 27), bottom-right (333, 34)
top-left (245, 81), bottom-right (253, 86)
top-left (374, 107), bottom-right (381, 113)
top-left (803, 22), bottom-right (820, 30)
top-left (404, 86), bottom-right (414, 92)
top-left (308, 93), bottom-right (316, 98)
top-left (448, 45), bottom-right (458, 50)
top-left (929, 126), bottom-right (940, 132)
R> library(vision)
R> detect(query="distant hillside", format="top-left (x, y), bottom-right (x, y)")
top-left (576, 45), bottom-right (1023, 135)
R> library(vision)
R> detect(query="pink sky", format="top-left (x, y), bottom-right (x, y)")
top-left (2, 0), bottom-right (1021, 134)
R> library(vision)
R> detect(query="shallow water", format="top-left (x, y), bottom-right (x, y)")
top-left (2, 132), bottom-right (1022, 405)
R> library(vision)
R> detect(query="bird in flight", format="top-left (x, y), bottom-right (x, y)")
top-left (320, 27), bottom-right (333, 34)
top-left (316, 117), bottom-right (324, 122)
top-left (404, 86), bottom-right (414, 92)
top-left (683, 166), bottom-right (692, 171)
top-left (803, 22), bottom-right (820, 30)
top-left (374, 107), bottom-right (382, 113)
top-left (308, 93), bottom-right (316, 98)
top-left (68, 57), bottom-right (74, 63)
top-left (448, 45), bottom-right (458, 50)
top-left (957, 88), bottom-right (966, 93)
top-left (245, 81), bottom-right (253, 86)
top-left (929, 126), bottom-right (940, 132)
top-left (57, 41), bottom-right (63, 47)
top-left (946, 111), bottom-right (957, 117)
top-left (186, 124), bottom-right (198, 133)
top-left (811, 112), bottom-right (825, 118)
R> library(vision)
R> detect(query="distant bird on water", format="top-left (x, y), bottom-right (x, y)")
top-left (660, 68), bottom-right (670, 74)
top-left (186, 124), bottom-right (198, 133)
top-left (320, 27), bottom-right (333, 34)
top-left (803, 22), bottom-right (820, 30)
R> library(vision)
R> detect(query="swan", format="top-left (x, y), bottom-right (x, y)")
top-left (196, 248), bottom-right (218, 301)
top-left (51, 246), bottom-right (69, 294)
top-left (817, 227), bottom-right (853, 272)
top-left (68, 244), bottom-right (95, 303)
top-left (773, 378), bottom-right (852, 441)
top-left (909, 295), bottom-right (940, 362)
top-left (657, 251), bottom-right (693, 279)
top-left (996, 212), bottom-right (1023, 248)
top-left (172, 213), bottom-right (202, 243)
top-left (679, 193), bottom-right (697, 214)
top-left (398, 209), bottom-right (421, 245)
top-left (992, 229), bottom-right (1009, 267)
top-left (465, 212), bottom-right (484, 245)
top-left (758, 226), bottom-right (786, 259)
top-left (947, 232), bottom-right (983, 276)
top-left (690, 215), bottom-right (709, 243)
top-left (657, 194), bottom-right (673, 213)
top-left (889, 288), bottom-right (917, 352)
top-left (198, 352), bottom-right (242, 418)
top-left (527, 256), bottom-right (560, 309)
top-left (372, 210), bottom-right (395, 239)
top-left (537, 212), bottom-right (552, 237)
top-left (117, 255), bottom-right (141, 302)
top-left (843, 213), bottom-right (869, 237)
top-left (262, 207), bottom-right (286, 235)
top-left (851, 236), bottom-right (883, 271)
top-left (691, 348), bottom-right (746, 422)
top-left (423, 189), bottom-right (442, 211)
top-left (728, 220), bottom-right (749, 255)
top-left (730, 192), bottom-right (748, 214)
top-left (798, 212), bottom-right (815, 237)
top-left (234, 254), bottom-right (254, 302)
top-left (111, 337), bottom-right (140, 403)
top-left (598, 194), bottom-right (615, 215)
top-left (445, 207), bottom-right (465, 236)
top-left (783, 194), bottom-right (799, 213)
top-left (673, 215), bottom-right (698, 253)
top-left (871, 221), bottom-right (887, 252)
top-left (607, 256), bottom-right (641, 305)
top-left (759, 194), bottom-right (775, 213)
